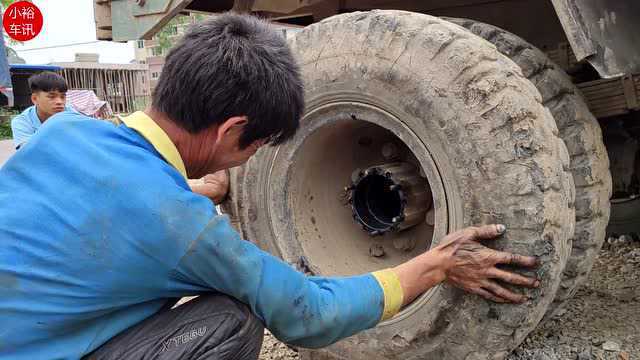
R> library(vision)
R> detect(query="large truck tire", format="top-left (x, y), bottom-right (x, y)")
top-left (446, 18), bottom-right (612, 320)
top-left (224, 11), bottom-right (574, 359)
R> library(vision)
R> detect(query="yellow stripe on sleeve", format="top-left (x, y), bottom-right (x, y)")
top-left (371, 269), bottom-right (404, 321)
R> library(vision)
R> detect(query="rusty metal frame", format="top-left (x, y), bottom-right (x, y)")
top-left (551, 0), bottom-right (640, 78)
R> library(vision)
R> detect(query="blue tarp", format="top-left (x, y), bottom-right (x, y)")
top-left (9, 64), bottom-right (62, 72)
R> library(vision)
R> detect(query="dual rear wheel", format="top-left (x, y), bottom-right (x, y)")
top-left (223, 10), bottom-right (610, 359)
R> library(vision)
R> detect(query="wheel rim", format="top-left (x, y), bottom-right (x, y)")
top-left (263, 99), bottom-right (455, 322)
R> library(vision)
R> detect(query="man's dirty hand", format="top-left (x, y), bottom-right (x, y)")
top-left (392, 224), bottom-right (539, 306)
top-left (188, 170), bottom-right (230, 204)
top-left (435, 225), bottom-right (540, 303)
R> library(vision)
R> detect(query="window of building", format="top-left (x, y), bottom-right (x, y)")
top-left (151, 47), bottom-right (163, 56)
top-left (152, 72), bottom-right (160, 79)
top-left (137, 40), bottom-right (144, 48)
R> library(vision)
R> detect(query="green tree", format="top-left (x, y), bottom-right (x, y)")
top-left (154, 13), bottom-right (206, 54)
top-left (0, 0), bottom-right (13, 9)
top-left (1, 0), bottom-right (27, 51)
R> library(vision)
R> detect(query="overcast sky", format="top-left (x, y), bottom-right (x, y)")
top-left (10, 0), bottom-right (135, 64)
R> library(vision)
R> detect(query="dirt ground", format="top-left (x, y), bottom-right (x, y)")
top-left (508, 239), bottom-right (640, 360)
top-left (259, 240), bottom-right (640, 360)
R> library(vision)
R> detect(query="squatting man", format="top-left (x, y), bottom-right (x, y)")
top-left (0, 13), bottom-right (541, 359)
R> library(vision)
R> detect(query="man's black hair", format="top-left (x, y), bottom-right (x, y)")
top-left (152, 13), bottom-right (304, 149)
top-left (29, 71), bottom-right (68, 93)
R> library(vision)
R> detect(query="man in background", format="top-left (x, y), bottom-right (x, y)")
top-left (7, 71), bottom-right (229, 204)
top-left (11, 71), bottom-right (74, 149)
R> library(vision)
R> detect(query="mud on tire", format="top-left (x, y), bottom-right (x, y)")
top-left (446, 18), bottom-right (612, 320)
top-left (226, 11), bottom-right (575, 359)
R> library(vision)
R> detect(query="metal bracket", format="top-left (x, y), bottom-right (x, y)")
top-left (132, 0), bottom-right (173, 17)
top-left (622, 75), bottom-right (639, 111)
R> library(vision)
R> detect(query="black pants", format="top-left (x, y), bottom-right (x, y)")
top-left (85, 294), bottom-right (265, 360)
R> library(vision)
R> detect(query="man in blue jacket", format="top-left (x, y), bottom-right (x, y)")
top-left (0, 13), bottom-right (540, 360)
top-left (10, 71), bottom-right (75, 149)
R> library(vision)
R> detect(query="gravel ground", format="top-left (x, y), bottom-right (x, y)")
top-left (259, 240), bottom-right (640, 360)
top-left (507, 239), bottom-right (640, 360)
top-left (259, 331), bottom-right (299, 360)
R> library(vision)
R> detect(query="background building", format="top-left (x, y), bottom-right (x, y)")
top-left (133, 15), bottom-right (200, 92)
top-left (53, 53), bottom-right (148, 114)
top-left (133, 15), bottom-right (303, 93)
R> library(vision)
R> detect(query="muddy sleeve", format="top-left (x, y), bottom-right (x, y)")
top-left (172, 214), bottom-right (392, 348)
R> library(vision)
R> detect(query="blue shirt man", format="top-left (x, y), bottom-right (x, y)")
top-left (11, 104), bottom-right (75, 149)
top-left (0, 110), bottom-right (397, 359)
top-left (10, 71), bottom-right (72, 149)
